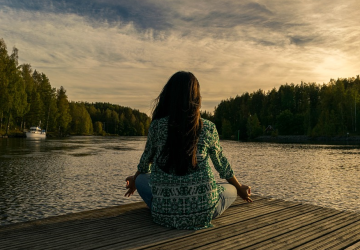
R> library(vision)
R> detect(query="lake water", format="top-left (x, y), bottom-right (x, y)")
top-left (0, 136), bottom-right (359, 226)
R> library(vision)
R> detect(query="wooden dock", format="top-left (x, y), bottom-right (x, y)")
top-left (1, 195), bottom-right (360, 249)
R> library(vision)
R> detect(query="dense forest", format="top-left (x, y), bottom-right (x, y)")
top-left (208, 76), bottom-right (360, 139)
top-left (0, 38), bottom-right (151, 136)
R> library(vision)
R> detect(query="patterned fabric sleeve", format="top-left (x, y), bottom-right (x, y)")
top-left (137, 121), bottom-right (157, 173)
top-left (208, 123), bottom-right (234, 179)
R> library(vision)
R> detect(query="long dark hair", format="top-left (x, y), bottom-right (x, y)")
top-left (152, 71), bottom-right (203, 176)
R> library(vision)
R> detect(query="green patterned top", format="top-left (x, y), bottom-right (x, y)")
top-left (137, 117), bottom-right (234, 230)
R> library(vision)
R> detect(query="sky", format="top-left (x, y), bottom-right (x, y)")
top-left (1, 0), bottom-right (359, 115)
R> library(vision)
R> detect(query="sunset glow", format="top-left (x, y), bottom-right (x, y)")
top-left (1, 0), bottom-right (359, 114)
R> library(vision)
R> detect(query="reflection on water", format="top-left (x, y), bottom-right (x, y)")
top-left (0, 137), bottom-right (359, 226)
top-left (0, 137), bottom-right (146, 226)
top-left (222, 141), bottom-right (360, 214)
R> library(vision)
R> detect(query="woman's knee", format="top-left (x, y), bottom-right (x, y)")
top-left (135, 173), bottom-right (152, 209)
top-left (135, 173), bottom-right (150, 189)
top-left (220, 184), bottom-right (237, 200)
top-left (213, 184), bottom-right (238, 219)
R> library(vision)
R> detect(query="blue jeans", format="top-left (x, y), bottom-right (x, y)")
top-left (135, 173), bottom-right (237, 219)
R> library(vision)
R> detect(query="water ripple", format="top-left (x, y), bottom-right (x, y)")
top-left (0, 137), bottom-right (359, 226)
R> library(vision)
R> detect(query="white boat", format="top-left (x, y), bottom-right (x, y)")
top-left (26, 126), bottom-right (46, 139)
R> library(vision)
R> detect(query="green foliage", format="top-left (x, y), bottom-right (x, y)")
top-left (69, 102), bottom-right (93, 135)
top-left (208, 76), bottom-right (360, 139)
top-left (27, 91), bottom-right (42, 127)
top-left (221, 119), bottom-right (232, 139)
top-left (276, 110), bottom-right (293, 135)
top-left (57, 86), bottom-right (72, 135)
top-left (200, 110), bottom-right (214, 122)
top-left (246, 114), bottom-right (263, 139)
top-left (93, 121), bottom-right (104, 135)
top-left (0, 40), bottom-right (27, 134)
top-left (83, 102), bottom-right (151, 136)
top-left (0, 38), bottom-right (151, 136)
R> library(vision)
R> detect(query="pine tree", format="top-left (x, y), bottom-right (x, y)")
top-left (69, 102), bottom-right (93, 135)
top-left (0, 41), bottom-right (27, 134)
top-left (57, 86), bottom-right (72, 136)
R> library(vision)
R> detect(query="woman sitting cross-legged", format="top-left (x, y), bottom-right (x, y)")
top-left (125, 71), bottom-right (252, 230)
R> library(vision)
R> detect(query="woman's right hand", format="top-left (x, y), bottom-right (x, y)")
top-left (237, 185), bottom-right (252, 202)
top-left (124, 176), bottom-right (137, 197)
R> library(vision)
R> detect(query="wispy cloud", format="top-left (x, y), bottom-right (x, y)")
top-left (1, 0), bottom-right (359, 114)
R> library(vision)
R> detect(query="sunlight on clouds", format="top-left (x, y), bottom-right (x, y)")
top-left (1, 0), bottom-right (360, 114)
top-left (314, 53), bottom-right (357, 81)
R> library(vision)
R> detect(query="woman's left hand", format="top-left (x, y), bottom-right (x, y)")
top-left (237, 184), bottom-right (252, 203)
top-left (124, 176), bottom-right (137, 197)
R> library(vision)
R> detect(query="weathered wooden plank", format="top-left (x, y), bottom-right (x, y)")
top-left (100, 203), bottom-right (316, 249)
top-left (345, 240), bottom-right (360, 250)
top-left (92, 200), bottom-right (306, 250)
top-left (0, 196), bottom-right (269, 249)
top-left (243, 211), bottom-right (360, 249)
top-left (0, 209), bottom-right (152, 246)
top-left (131, 208), bottom-right (316, 249)
top-left (293, 219), bottom-right (360, 250)
top-left (0, 195), bottom-right (263, 243)
top-left (208, 199), bottom-right (299, 226)
top-left (53, 199), bottom-right (293, 250)
top-left (43, 199), bottom-right (272, 250)
top-left (1, 196), bottom-right (359, 250)
top-left (223, 210), bottom-right (348, 250)
top-left (1, 208), bottom-right (149, 241)
top-left (192, 207), bottom-right (343, 250)
top-left (0, 201), bottom-right (147, 234)
top-left (151, 206), bottom-right (323, 250)
top-left (0, 213), bottom-right (156, 249)
top-left (209, 206), bottom-right (298, 230)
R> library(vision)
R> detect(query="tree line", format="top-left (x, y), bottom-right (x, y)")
top-left (0, 38), bottom-right (151, 136)
top-left (2, 38), bottom-right (359, 139)
top-left (207, 76), bottom-right (360, 139)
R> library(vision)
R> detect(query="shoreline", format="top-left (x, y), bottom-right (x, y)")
top-left (2, 133), bottom-right (360, 142)
top-left (254, 135), bottom-right (360, 143)
top-left (0, 132), bottom-right (143, 138)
